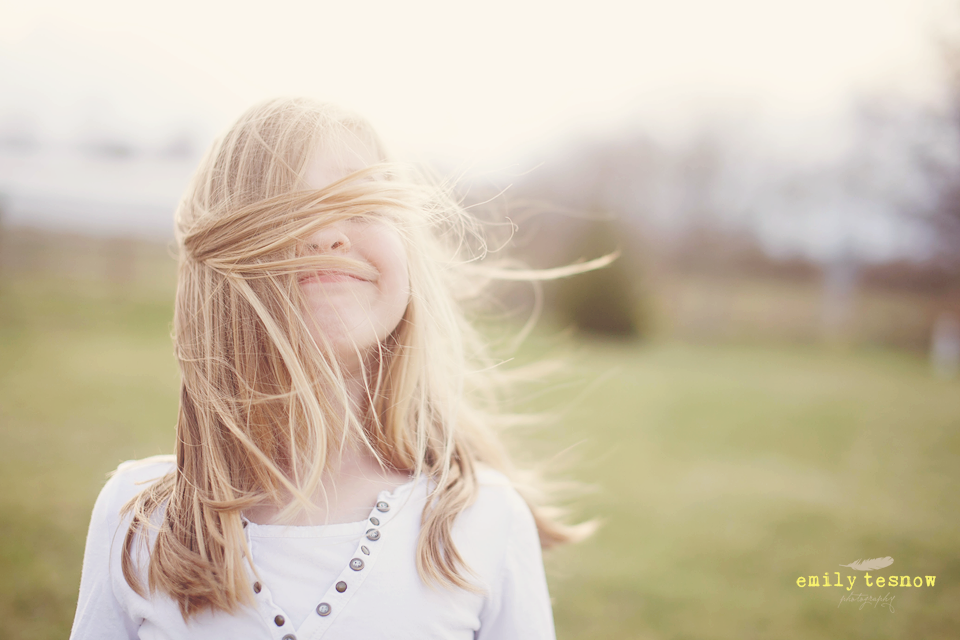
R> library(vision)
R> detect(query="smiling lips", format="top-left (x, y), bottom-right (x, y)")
top-left (299, 271), bottom-right (371, 285)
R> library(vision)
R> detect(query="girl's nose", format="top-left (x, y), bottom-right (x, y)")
top-left (305, 223), bottom-right (351, 254)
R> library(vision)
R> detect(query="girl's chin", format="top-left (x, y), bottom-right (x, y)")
top-left (306, 326), bottom-right (385, 359)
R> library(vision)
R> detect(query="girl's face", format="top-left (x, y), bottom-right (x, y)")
top-left (299, 140), bottom-right (410, 370)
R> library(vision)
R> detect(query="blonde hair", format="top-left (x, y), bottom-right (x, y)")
top-left (121, 97), bottom-right (593, 618)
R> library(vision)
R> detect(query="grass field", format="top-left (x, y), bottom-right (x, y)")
top-left (1, 230), bottom-right (959, 639)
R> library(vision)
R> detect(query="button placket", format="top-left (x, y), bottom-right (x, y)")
top-left (241, 479), bottom-right (418, 640)
top-left (250, 574), bottom-right (297, 639)
top-left (294, 490), bottom-right (407, 640)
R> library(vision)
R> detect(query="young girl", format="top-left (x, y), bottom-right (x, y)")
top-left (70, 97), bottom-right (590, 640)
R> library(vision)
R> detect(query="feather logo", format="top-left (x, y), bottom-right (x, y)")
top-left (839, 557), bottom-right (894, 571)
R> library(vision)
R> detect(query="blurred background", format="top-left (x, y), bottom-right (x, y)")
top-left (2, 1), bottom-right (959, 638)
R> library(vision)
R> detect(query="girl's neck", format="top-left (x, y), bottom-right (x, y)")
top-left (342, 366), bottom-right (367, 414)
top-left (243, 445), bottom-right (411, 526)
top-left (243, 357), bottom-right (410, 527)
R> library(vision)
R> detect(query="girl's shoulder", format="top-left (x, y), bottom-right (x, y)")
top-left (459, 467), bottom-right (539, 546)
top-left (110, 453), bottom-right (176, 487)
top-left (95, 454), bottom-right (176, 517)
top-left (113, 454), bottom-right (176, 477)
top-left (473, 466), bottom-right (527, 507)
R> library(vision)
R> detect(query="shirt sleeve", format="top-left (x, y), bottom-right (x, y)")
top-left (70, 457), bottom-right (173, 640)
top-left (70, 471), bottom-right (141, 640)
top-left (475, 487), bottom-right (557, 640)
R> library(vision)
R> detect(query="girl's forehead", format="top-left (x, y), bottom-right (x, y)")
top-left (302, 136), bottom-right (379, 191)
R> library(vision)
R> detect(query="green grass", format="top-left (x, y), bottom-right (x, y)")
top-left (1, 230), bottom-right (958, 639)
top-left (531, 339), bottom-right (960, 639)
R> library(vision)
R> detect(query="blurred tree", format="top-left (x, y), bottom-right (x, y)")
top-left (936, 58), bottom-right (960, 265)
top-left (920, 19), bottom-right (960, 269)
top-left (552, 219), bottom-right (645, 338)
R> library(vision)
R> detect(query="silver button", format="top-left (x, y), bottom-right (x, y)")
top-left (282, 635), bottom-right (296, 640)
top-left (365, 529), bottom-right (380, 541)
top-left (316, 602), bottom-right (331, 616)
top-left (376, 501), bottom-right (390, 512)
top-left (369, 516), bottom-right (380, 526)
top-left (350, 558), bottom-right (365, 571)
top-left (336, 581), bottom-right (347, 593)
top-left (361, 545), bottom-right (370, 555)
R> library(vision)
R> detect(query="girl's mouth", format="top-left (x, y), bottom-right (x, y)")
top-left (299, 271), bottom-right (370, 285)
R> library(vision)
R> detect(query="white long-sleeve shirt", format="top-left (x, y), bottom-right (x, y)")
top-left (70, 456), bottom-right (556, 640)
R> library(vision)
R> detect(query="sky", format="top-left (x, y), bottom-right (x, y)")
top-left (0, 0), bottom-right (954, 257)
top-left (0, 0), bottom-right (950, 165)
